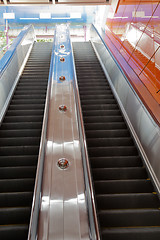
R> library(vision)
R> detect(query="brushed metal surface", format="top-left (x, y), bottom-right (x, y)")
top-left (91, 25), bottom-right (160, 195)
top-left (37, 24), bottom-right (89, 240)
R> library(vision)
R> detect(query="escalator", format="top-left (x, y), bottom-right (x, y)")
top-left (0, 42), bottom-right (52, 240)
top-left (72, 42), bottom-right (160, 240)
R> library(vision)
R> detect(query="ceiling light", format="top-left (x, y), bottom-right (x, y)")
top-left (3, 13), bottom-right (15, 19)
top-left (70, 12), bottom-right (81, 19)
top-left (40, 13), bottom-right (51, 19)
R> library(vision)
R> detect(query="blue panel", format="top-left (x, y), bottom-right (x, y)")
top-left (0, 5), bottom-right (90, 28)
top-left (0, 25), bottom-right (33, 75)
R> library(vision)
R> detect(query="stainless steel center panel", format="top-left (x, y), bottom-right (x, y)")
top-left (37, 24), bottom-right (89, 240)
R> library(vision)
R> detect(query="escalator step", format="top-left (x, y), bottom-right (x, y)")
top-left (0, 192), bottom-right (33, 207)
top-left (0, 178), bottom-right (35, 192)
top-left (78, 82), bottom-right (109, 87)
top-left (82, 104), bottom-right (118, 111)
top-left (15, 86), bottom-right (47, 91)
top-left (88, 146), bottom-right (138, 157)
top-left (85, 122), bottom-right (126, 130)
top-left (96, 193), bottom-right (160, 210)
top-left (84, 115), bottom-right (124, 123)
top-left (18, 83), bottom-right (47, 87)
top-left (14, 90), bottom-right (46, 95)
top-left (80, 91), bottom-right (113, 96)
top-left (78, 78), bottom-right (107, 82)
top-left (4, 116), bottom-right (43, 123)
top-left (0, 207), bottom-right (31, 225)
top-left (80, 92), bottom-right (114, 99)
top-left (1, 122), bottom-right (42, 130)
top-left (101, 227), bottom-right (160, 240)
top-left (94, 179), bottom-right (153, 194)
top-left (9, 104), bottom-right (45, 110)
top-left (81, 99), bottom-right (116, 105)
top-left (82, 109), bottom-right (121, 116)
top-left (11, 99), bottom-right (45, 104)
top-left (0, 137), bottom-right (40, 146)
top-left (6, 109), bottom-right (44, 116)
top-left (0, 166), bottom-right (36, 179)
top-left (12, 94), bottom-right (46, 99)
top-left (19, 77), bottom-right (48, 81)
top-left (87, 137), bottom-right (133, 147)
top-left (0, 155), bottom-right (38, 167)
top-left (0, 225), bottom-right (28, 240)
top-left (92, 167), bottom-right (147, 180)
top-left (90, 156), bottom-right (142, 168)
top-left (99, 209), bottom-right (160, 227)
top-left (0, 145), bottom-right (39, 156)
top-left (78, 85), bottom-right (110, 90)
top-left (0, 129), bottom-right (41, 137)
top-left (86, 129), bottom-right (130, 138)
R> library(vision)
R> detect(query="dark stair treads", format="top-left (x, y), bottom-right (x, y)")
top-left (99, 209), bottom-right (160, 227)
top-left (84, 122), bottom-right (126, 130)
top-left (6, 109), bottom-right (44, 116)
top-left (88, 146), bottom-right (138, 157)
top-left (87, 137), bottom-right (134, 147)
top-left (12, 94), bottom-right (46, 100)
top-left (4, 116), bottom-right (43, 123)
top-left (83, 115), bottom-right (124, 123)
top-left (0, 179), bottom-right (35, 193)
top-left (0, 129), bottom-right (41, 137)
top-left (90, 156), bottom-right (142, 168)
top-left (73, 41), bottom-right (160, 240)
top-left (92, 167), bottom-right (147, 180)
top-left (96, 193), bottom-right (160, 210)
top-left (0, 137), bottom-right (40, 146)
top-left (0, 155), bottom-right (38, 167)
top-left (86, 129), bottom-right (130, 138)
top-left (1, 122), bottom-right (42, 130)
top-left (0, 166), bottom-right (36, 179)
top-left (0, 192), bottom-right (33, 207)
top-left (11, 99), bottom-right (45, 104)
top-left (0, 42), bottom-right (52, 239)
top-left (0, 207), bottom-right (31, 225)
top-left (0, 225), bottom-right (28, 240)
top-left (94, 179), bottom-right (154, 194)
top-left (101, 227), bottom-right (160, 240)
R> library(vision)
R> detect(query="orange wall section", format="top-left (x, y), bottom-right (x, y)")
top-left (105, 1), bottom-right (160, 103)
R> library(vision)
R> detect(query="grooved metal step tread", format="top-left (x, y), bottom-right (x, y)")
top-left (92, 167), bottom-right (147, 180)
top-left (99, 209), bottom-right (160, 227)
top-left (1, 122), bottom-right (42, 130)
top-left (0, 155), bottom-right (38, 167)
top-left (90, 156), bottom-right (142, 168)
top-left (0, 178), bottom-right (35, 193)
top-left (101, 226), bottom-right (160, 240)
top-left (96, 193), bottom-right (160, 209)
top-left (94, 179), bottom-right (154, 194)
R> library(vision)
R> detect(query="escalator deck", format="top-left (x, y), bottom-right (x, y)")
top-left (0, 42), bottom-right (52, 240)
top-left (73, 42), bottom-right (160, 240)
